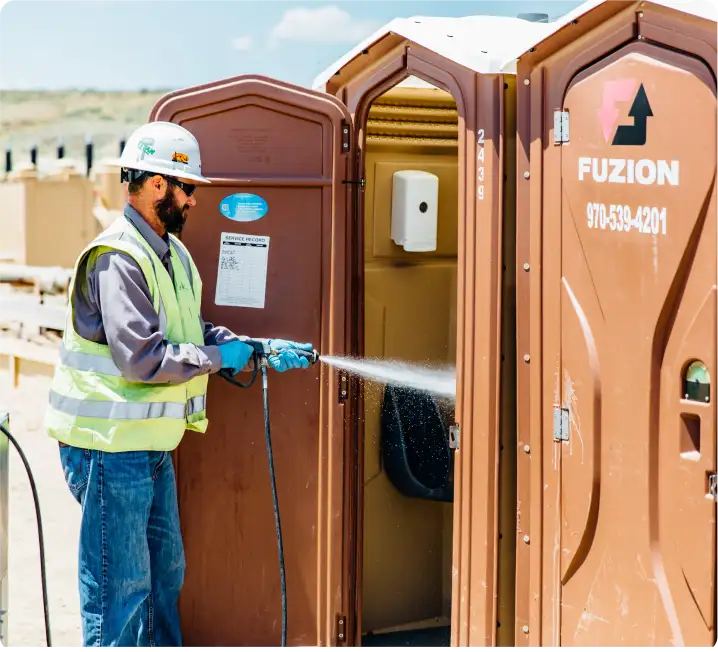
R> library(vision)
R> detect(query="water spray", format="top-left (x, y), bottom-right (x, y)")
top-left (321, 356), bottom-right (456, 400)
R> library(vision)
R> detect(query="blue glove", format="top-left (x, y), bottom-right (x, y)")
top-left (218, 340), bottom-right (254, 375)
top-left (267, 339), bottom-right (313, 373)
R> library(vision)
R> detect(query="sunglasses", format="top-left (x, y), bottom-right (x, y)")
top-left (121, 168), bottom-right (197, 197)
top-left (163, 175), bottom-right (197, 197)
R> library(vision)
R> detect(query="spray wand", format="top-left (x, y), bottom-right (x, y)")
top-left (218, 339), bottom-right (320, 647)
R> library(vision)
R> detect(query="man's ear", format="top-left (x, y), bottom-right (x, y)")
top-left (149, 175), bottom-right (166, 196)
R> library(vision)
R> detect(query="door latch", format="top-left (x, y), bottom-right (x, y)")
top-left (553, 405), bottom-right (569, 441)
top-left (449, 424), bottom-right (460, 450)
top-left (708, 473), bottom-right (717, 501)
top-left (342, 178), bottom-right (365, 189)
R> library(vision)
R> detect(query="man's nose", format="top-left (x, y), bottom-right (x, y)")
top-left (186, 194), bottom-right (197, 208)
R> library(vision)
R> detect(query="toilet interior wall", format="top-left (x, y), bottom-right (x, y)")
top-left (361, 77), bottom-right (459, 637)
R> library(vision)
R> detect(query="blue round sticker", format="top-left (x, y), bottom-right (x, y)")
top-left (219, 193), bottom-right (268, 222)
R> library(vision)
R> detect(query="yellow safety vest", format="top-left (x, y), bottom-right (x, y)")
top-left (44, 217), bottom-right (209, 452)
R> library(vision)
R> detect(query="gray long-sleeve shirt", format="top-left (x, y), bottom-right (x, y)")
top-left (71, 204), bottom-right (238, 384)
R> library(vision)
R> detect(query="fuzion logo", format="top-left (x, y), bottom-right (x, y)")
top-left (578, 157), bottom-right (679, 186)
top-left (598, 79), bottom-right (652, 146)
top-left (578, 78), bottom-right (679, 185)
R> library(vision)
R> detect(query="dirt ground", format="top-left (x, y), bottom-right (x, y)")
top-left (0, 368), bottom-right (82, 647)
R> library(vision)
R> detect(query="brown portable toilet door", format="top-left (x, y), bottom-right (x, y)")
top-left (550, 42), bottom-right (716, 646)
top-left (149, 76), bottom-right (358, 646)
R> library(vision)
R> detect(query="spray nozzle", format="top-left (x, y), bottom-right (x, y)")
top-left (294, 349), bottom-right (320, 365)
top-left (243, 338), bottom-right (320, 365)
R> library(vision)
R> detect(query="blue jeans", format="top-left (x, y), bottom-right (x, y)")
top-left (59, 445), bottom-right (185, 647)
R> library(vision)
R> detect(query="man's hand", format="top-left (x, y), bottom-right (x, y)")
top-left (218, 341), bottom-right (254, 375)
top-left (267, 339), bottom-right (313, 373)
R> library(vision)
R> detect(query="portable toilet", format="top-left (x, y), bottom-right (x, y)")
top-left (0, 161), bottom-right (95, 267)
top-left (149, 14), bottom-right (550, 647)
top-left (92, 157), bottom-right (126, 212)
top-left (512, 0), bottom-right (716, 646)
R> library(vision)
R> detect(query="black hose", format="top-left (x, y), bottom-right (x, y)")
top-left (218, 353), bottom-right (259, 389)
top-left (0, 424), bottom-right (51, 647)
top-left (219, 357), bottom-right (287, 646)
top-left (259, 361), bottom-right (287, 647)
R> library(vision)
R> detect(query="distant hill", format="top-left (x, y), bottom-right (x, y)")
top-left (0, 90), bottom-right (171, 168)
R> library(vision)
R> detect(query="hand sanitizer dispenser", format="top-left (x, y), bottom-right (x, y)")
top-left (391, 170), bottom-right (439, 252)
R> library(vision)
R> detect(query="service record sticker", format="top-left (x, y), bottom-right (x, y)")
top-left (215, 232), bottom-right (270, 309)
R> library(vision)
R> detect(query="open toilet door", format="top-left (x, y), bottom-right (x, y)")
top-left (150, 75), bottom-right (358, 646)
top-left (333, 52), bottom-right (511, 647)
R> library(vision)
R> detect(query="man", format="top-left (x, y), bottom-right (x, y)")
top-left (44, 121), bottom-right (312, 647)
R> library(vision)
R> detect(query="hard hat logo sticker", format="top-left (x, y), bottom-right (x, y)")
top-left (219, 193), bottom-right (268, 222)
top-left (137, 137), bottom-right (156, 160)
top-left (172, 152), bottom-right (189, 164)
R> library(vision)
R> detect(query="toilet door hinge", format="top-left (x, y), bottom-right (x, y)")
top-left (449, 424), bottom-right (460, 450)
top-left (335, 613), bottom-right (347, 645)
top-left (337, 373), bottom-right (349, 404)
top-left (340, 121), bottom-right (351, 152)
top-left (554, 110), bottom-right (570, 144)
top-left (553, 405), bottom-right (569, 441)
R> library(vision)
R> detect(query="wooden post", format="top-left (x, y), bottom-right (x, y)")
top-left (9, 355), bottom-right (18, 389)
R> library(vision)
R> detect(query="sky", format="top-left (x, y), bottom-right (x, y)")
top-left (0, 0), bottom-right (584, 91)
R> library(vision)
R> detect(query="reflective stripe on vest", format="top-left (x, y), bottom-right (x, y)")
top-left (188, 395), bottom-right (205, 414)
top-left (49, 389), bottom-right (206, 420)
top-left (49, 389), bottom-right (187, 420)
top-left (58, 346), bottom-right (206, 416)
top-left (60, 346), bottom-right (122, 376)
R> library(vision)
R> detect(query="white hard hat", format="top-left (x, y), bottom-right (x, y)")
top-left (119, 121), bottom-right (211, 184)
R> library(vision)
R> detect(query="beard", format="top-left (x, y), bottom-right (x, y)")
top-left (155, 186), bottom-right (189, 234)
